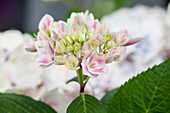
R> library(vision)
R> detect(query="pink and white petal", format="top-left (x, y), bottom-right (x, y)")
top-left (58, 21), bottom-right (69, 34)
top-left (116, 30), bottom-right (131, 45)
top-left (105, 56), bottom-right (114, 64)
top-left (93, 33), bottom-right (103, 42)
top-left (51, 29), bottom-right (59, 41)
top-left (93, 19), bottom-right (100, 31)
top-left (89, 68), bottom-right (104, 74)
top-left (74, 15), bottom-right (83, 26)
top-left (36, 56), bottom-right (51, 65)
top-left (55, 61), bottom-right (65, 65)
top-left (46, 42), bottom-right (54, 56)
top-left (109, 46), bottom-right (126, 56)
top-left (88, 66), bottom-right (108, 75)
top-left (39, 62), bottom-right (54, 68)
top-left (70, 23), bottom-right (81, 33)
top-left (109, 32), bottom-right (116, 40)
top-left (39, 14), bottom-right (54, 31)
top-left (36, 47), bottom-right (48, 56)
top-left (34, 40), bottom-right (48, 49)
top-left (45, 14), bottom-right (54, 26)
top-left (124, 37), bottom-right (144, 46)
top-left (108, 47), bottom-right (118, 55)
top-left (89, 39), bottom-right (100, 47)
top-left (105, 54), bottom-right (121, 63)
top-left (84, 10), bottom-right (95, 25)
top-left (82, 59), bottom-right (90, 74)
top-left (81, 59), bottom-right (97, 77)
top-left (113, 55), bottom-right (121, 61)
top-left (39, 22), bottom-right (47, 32)
top-left (116, 46), bottom-right (126, 56)
top-left (69, 12), bottom-right (77, 20)
top-left (25, 45), bottom-right (37, 52)
top-left (81, 43), bottom-right (94, 58)
top-left (90, 56), bottom-right (105, 69)
top-left (84, 48), bottom-right (95, 59)
top-left (89, 52), bottom-right (98, 65)
top-left (82, 42), bottom-right (92, 52)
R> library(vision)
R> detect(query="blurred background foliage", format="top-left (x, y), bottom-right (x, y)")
top-left (0, 0), bottom-right (169, 33)
top-left (43, 0), bottom-right (133, 19)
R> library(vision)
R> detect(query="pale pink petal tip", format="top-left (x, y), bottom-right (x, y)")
top-left (125, 37), bottom-right (144, 46)
top-left (38, 14), bottom-right (54, 31)
top-left (25, 46), bottom-right (37, 52)
top-left (46, 42), bottom-right (54, 56)
top-left (39, 62), bottom-right (54, 68)
top-left (36, 57), bottom-right (50, 65)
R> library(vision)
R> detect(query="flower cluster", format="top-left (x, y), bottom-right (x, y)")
top-left (26, 11), bottom-right (143, 77)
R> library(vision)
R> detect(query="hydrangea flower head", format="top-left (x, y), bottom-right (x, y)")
top-left (26, 11), bottom-right (143, 77)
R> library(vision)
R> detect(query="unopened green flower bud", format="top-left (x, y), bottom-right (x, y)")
top-left (55, 55), bottom-right (66, 65)
top-left (70, 32), bottom-right (78, 41)
top-left (89, 39), bottom-right (99, 48)
top-left (85, 34), bottom-right (90, 40)
top-left (65, 55), bottom-right (79, 70)
top-left (73, 42), bottom-right (80, 52)
top-left (82, 24), bottom-right (88, 35)
top-left (56, 40), bottom-right (66, 54)
top-left (107, 40), bottom-right (116, 49)
top-left (106, 34), bottom-right (112, 41)
top-left (67, 44), bottom-right (73, 53)
top-left (66, 36), bottom-right (73, 44)
top-left (100, 38), bottom-right (107, 45)
top-left (78, 34), bottom-right (86, 42)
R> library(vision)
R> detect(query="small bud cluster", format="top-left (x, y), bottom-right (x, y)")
top-left (26, 11), bottom-right (143, 77)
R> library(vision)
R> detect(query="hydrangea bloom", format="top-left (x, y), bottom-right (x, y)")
top-left (26, 11), bottom-right (143, 77)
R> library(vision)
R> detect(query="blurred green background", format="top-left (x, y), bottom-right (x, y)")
top-left (0, 0), bottom-right (169, 33)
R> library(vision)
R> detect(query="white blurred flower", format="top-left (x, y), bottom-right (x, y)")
top-left (40, 65), bottom-right (80, 113)
top-left (0, 30), bottom-right (43, 99)
top-left (165, 2), bottom-right (170, 58)
top-left (42, 88), bottom-right (79, 113)
top-left (0, 48), bottom-right (6, 64)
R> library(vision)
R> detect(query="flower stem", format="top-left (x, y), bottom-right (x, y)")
top-left (76, 65), bottom-right (84, 93)
top-left (84, 76), bottom-right (90, 87)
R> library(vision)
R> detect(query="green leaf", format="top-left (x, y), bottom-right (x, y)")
top-left (106, 58), bottom-right (170, 113)
top-left (66, 75), bottom-right (88, 84)
top-left (101, 87), bottom-right (119, 106)
top-left (0, 93), bottom-right (57, 113)
top-left (67, 93), bottom-right (106, 113)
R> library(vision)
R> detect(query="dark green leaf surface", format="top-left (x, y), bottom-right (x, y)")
top-left (0, 93), bottom-right (57, 113)
top-left (101, 87), bottom-right (118, 106)
top-left (66, 75), bottom-right (88, 84)
top-left (67, 93), bottom-right (106, 113)
top-left (106, 58), bottom-right (170, 113)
